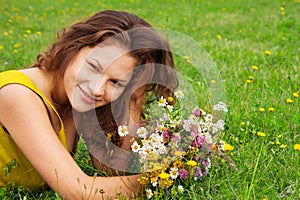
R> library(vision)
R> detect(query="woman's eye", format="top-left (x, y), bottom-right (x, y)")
top-left (88, 62), bottom-right (99, 72)
top-left (111, 80), bottom-right (125, 87)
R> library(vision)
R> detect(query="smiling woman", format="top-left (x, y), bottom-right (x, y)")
top-left (0, 10), bottom-right (177, 199)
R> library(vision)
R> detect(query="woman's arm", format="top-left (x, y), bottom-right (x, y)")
top-left (0, 84), bottom-right (140, 199)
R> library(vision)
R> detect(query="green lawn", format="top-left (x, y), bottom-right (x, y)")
top-left (0, 0), bottom-right (299, 199)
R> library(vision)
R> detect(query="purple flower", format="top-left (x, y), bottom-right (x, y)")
top-left (178, 169), bottom-right (189, 179)
top-left (190, 124), bottom-right (198, 138)
top-left (202, 158), bottom-right (211, 168)
top-left (162, 113), bottom-right (169, 120)
top-left (193, 108), bottom-right (202, 117)
top-left (193, 167), bottom-right (203, 178)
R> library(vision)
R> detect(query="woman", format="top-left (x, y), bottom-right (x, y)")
top-left (0, 10), bottom-right (177, 199)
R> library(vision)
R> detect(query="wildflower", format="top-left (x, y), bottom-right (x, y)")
top-left (174, 90), bottom-right (184, 99)
top-left (248, 75), bottom-right (254, 80)
top-left (178, 185), bottom-right (184, 193)
top-left (137, 127), bottom-right (147, 138)
top-left (159, 172), bottom-right (170, 179)
top-left (106, 133), bottom-right (112, 140)
top-left (252, 65), bottom-right (259, 70)
top-left (146, 188), bottom-right (153, 199)
top-left (210, 79), bottom-right (216, 84)
top-left (131, 141), bottom-right (140, 152)
top-left (286, 98), bottom-right (293, 103)
top-left (259, 108), bottom-right (265, 112)
top-left (224, 143), bottom-right (234, 151)
top-left (26, 29), bottom-right (31, 34)
top-left (293, 91), bottom-right (299, 98)
top-left (178, 169), bottom-right (189, 179)
top-left (217, 34), bottom-right (222, 40)
top-left (118, 125), bottom-right (128, 137)
top-left (3, 32), bottom-right (8, 36)
top-left (294, 144), bottom-right (300, 151)
top-left (167, 96), bottom-right (173, 103)
top-left (257, 131), bottom-right (266, 137)
top-left (36, 31), bottom-right (42, 35)
top-left (193, 167), bottom-right (203, 178)
top-left (0, 46), bottom-right (3, 50)
top-left (280, 6), bottom-right (284, 11)
top-left (169, 167), bottom-right (178, 179)
top-left (167, 105), bottom-right (173, 112)
top-left (277, 134), bottom-right (282, 138)
top-left (213, 102), bottom-right (228, 112)
top-left (13, 43), bottom-right (21, 48)
top-left (158, 96), bottom-right (167, 107)
top-left (187, 160), bottom-right (197, 167)
top-left (13, 49), bottom-right (18, 53)
top-left (280, 144), bottom-right (287, 149)
top-left (264, 50), bottom-right (271, 56)
top-left (193, 108), bottom-right (202, 117)
top-left (150, 176), bottom-right (158, 187)
top-left (246, 79), bottom-right (253, 83)
top-left (268, 107), bottom-right (275, 112)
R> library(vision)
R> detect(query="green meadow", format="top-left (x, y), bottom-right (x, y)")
top-left (0, 0), bottom-right (299, 199)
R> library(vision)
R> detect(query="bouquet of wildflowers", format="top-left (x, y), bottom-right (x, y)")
top-left (118, 90), bottom-right (235, 199)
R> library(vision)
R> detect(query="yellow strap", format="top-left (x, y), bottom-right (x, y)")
top-left (0, 70), bottom-right (67, 148)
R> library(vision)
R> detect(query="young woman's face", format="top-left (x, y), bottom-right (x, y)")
top-left (64, 44), bottom-right (136, 112)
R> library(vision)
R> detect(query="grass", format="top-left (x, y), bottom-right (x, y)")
top-left (0, 0), bottom-right (299, 199)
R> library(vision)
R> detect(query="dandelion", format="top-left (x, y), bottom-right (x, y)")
top-left (264, 50), bottom-right (272, 56)
top-left (259, 108), bottom-right (265, 112)
top-left (268, 107), bottom-right (275, 112)
top-left (137, 127), bottom-right (147, 138)
top-left (252, 65), bottom-right (259, 70)
top-left (159, 172), bottom-right (170, 179)
top-left (286, 98), bottom-right (293, 103)
top-left (293, 91), bottom-right (299, 98)
top-left (178, 185), bottom-right (184, 193)
top-left (0, 46), bottom-right (3, 50)
top-left (224, 143), bottom-right (234, 151)
top-left (3, 32), bottom-right (8, 36)
top-left (13, 49), bottom-right (18, 53)
top-left (131, 141), bottom-right (140, 152)
top-left (217, 34), bottom-right (222, 40)
top-left (36, 31), bottom-right (42, 35)
top-left (210, 79), bottom-right (216, 84)
top-left (187, 160), bottom-right (197, 167)
top-left (257, 131), bottom-right (266, 137)
top-left (279, 6), bottom-right (284, 11)
top-left (146, 188), bottom-right (153, 199)
top-left (169, 167), bottom-right (178, 179)
top-left (26, 29), bottom-right (31, 34)
top-left (280, 144), bottom-right (287, 149)
top-left (158, 96), bottom-right (167, 107)
top-left (118, 125), bottom-right (128, 137)
top-left (174, 90), bottom-right (184, 99)
top-left (13, 43), bottom-right (21, 48)
top-left (246, 79), bottom-right (253, 83)
top-left (294, 144), bottom-right (300, 151)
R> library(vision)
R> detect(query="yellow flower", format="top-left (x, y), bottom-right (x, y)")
top-left (276, 140), bottom-right (281, 145)
top-left (294, 144), bottom-right (300, 151)
top-left (138, 176), bottom-right (149, 184)
top-left (3, 32), bottom-right (8, 36)
top-left (167, 96), bottom-right (173, 103)
top-left (257, 131), bottom-right (266, 137)
top-left (252, 65), bottom-right (259, 70)
top-left (246, 79), bottom-right (253, 83)
top-left (0, 46), bottom-right (3, 50)
top-left (259, 108), bottom-right (265, 112)
top-left (240, 122), bottom-right (245, 125)
top-left (279, 6), bottom-right (284, 11)
top-left (280, 144), bottom-right (287, 149)
top-left (224, 143), bottom-right (234, 151)
top-left (159, 172), bottom-right (170, 179)
top-left (187, 160), bottom-right (197, 167)
top-left (36, 31), bottom-right (42, 35)
top-left (248, 75), bottom-right (254, 80)
top-left (277, 134), bottom-right (282, 138)
top-left (293, 91), bottom-right (299, 98)
top-left (264, 50), bottom-right (272, 56)
top-left (13, 43), bottom-right (21, 48)
top-left (268, 107), bottom-right (275, 112)
top-left (26, 29), bottom-right (31, 34)
top-left (217, 34), bottom-right (222, 40)
top-left (210, 79), bottom-right (216, 84)
top-left (286, 98), bottom-right (293, 103)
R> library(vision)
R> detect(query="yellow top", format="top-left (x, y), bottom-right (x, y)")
top-left (0, 70), bottom-right (67, 189)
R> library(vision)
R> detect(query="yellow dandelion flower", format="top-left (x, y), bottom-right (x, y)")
top-left (259, 108), bottom-right (265, 112)
top-left (276, 140), bottom-right (281, 145)
top-left (0, 46), bottom-right (3, 50)
top-left (286, 98), bottom-right (293, 103)
top-left (280, 144), bottom-right (287, 149)
top-left (268, 107), bottom-right (275, 112)
top-left (210, 80), bottom-right (216, 84)
top-left (293, 92), bottom-right (299, 98)
top-left (23, 34), bottom-right (27, 38)
top-left (224, 143), bottom-right (234, 151)
top-left (264, 50), bottom-right (272, 56)
top-left (240, 122), bottom-right (245, 125)
top-left (217, 34), bottom-right (222, 40)
top-left (3, 32), bottom-right (8, 36)
top-left (167, 96), bottom-right (173, 103)
top-left (246, 79), bottom-right (253, 83)
top-left (248, 75), bottom-right (254, 80)
top-left (159, 172), bottom-right (170, 179)
top-left (279, 6), bottom-right (284, 11)
top-left (277, 134), bottom-right (282, 138)
top-left (13, 43), bottom-right (21, 48)
top-left (26, 29), bottom-right (31, 34)
top-left (36, 31), bottom-right (42, 35)
top-left (252, 65), bottom-right (259, 70)
top-left (204, 31), bottom-right (209, 35)
top-left (257, 131), bottom-right (266, 137)
top-left (13, 49), bottom-right (18, 53)
top-left (187, 160), bottom-right (197, 167)
top-left (220, 158), bottom-right (226, 163)
top-left (294, 144), bottom-right (300, 151)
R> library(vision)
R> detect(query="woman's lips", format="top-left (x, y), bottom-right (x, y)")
top-left (78, 85), bottom-right (96, 104)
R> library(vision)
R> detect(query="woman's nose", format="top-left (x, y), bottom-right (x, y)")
top-left (89, 77), bottom-right (106, 98)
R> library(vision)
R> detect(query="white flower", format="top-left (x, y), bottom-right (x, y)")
top-left (118, 125), bottom-right (128, 137)
top-left (213, 102), bottom-right (228, 112)
top-left (131, 141), bottom-right (140, 152)
top-left (137, 127), bottom-right (147, 138)
top-left (158, 96), bottom-right (167, 107)
top-left (167, 105), bottom-right (174, 112)
top-left (169, 167), bottom-right (178, 179)
top-left (150, 176), bottom-right (158, 187)
top-left (174, 90), bottom-right (184, 99)
top-left (146, 188), bottom-right (153, 199)
top-left (178, 185), bottom-right (184, 193)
